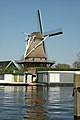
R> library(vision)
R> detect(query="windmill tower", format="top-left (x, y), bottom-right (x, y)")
top-left (18, 10), bottom-right (63, 73)
top-left (24, 10), bottom-right (62, 62)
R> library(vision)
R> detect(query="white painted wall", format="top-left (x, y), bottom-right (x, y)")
top-left (0, 74), bottom-right (13, 83)
top-left (5, 74), bottom-right (14, 83)
top-left (27, 75), bottom-right (32, 83)
top-left (0, 80), bottom-right (5, 83)
top-left (43, 73), bottom-right (48, 83)
top-left (49, 73), bottom-right (60, 83)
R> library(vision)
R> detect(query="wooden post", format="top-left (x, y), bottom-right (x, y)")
top-left (74, 73), bottom-right (80, 119)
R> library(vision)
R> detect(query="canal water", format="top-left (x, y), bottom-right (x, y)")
top-left (0, 86), bottom-right (74, 120)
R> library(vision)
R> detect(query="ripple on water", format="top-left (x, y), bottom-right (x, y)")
top-left (0, 86), bottom-right (74, 120)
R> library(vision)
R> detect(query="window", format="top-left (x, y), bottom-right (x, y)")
top-left (0, 74), bottom-right (4, 80)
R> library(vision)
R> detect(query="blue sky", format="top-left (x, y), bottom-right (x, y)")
top-left (0, 0), bottom-right (80, 66)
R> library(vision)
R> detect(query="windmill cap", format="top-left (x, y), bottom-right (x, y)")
top-left (31, 32), bottom-right (44, 39)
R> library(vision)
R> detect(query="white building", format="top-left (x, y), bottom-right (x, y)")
top-left (0, 72), bottom-right (34, 84)
top-left (37, 71), bottom-right (80, 85)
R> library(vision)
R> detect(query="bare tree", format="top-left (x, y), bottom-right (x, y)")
top-left (73, 52), bottom-right (80, 69)
top-left (77, 52), bottom-right (80, 61)
top-left (73, 61), bottom-right (80, 69)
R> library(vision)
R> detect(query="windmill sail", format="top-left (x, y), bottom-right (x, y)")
top-left (44, 29), bottom-right (63, 37)
top-left (37, 9), bottom-right (44, 34)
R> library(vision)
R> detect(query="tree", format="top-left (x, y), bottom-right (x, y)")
top-left (76, 52), bottom-right (80, 61)
top-left (73, 52), bottom-right (80, 69)
top-left (54, 63), bottom-right (71, 70)
top-left (73, 61), bottom-right (80, 69)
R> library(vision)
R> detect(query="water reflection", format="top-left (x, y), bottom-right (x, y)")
top-left (24, 86), bottom-right (47, 119)
top-left (47, 87), bottom-right (74, 120)
top-left (0, 86), bottom-right (74, 120)
top-left (74, 118), bottom-right (80, 120)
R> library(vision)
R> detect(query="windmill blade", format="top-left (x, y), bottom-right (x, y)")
top-left (37, 9), bottom-right (44, 34)
top-left (44, 28), bottom-right (63, 37)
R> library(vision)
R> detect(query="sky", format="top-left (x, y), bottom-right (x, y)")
top-left (0, 0), bottom-right (80, 66)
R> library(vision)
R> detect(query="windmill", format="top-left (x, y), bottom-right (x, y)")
top-left (18, 10), bottom-right (63, 73)
top-left (24, 10), bottom-right (63, 63)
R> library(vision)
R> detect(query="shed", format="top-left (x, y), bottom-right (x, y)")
top-left (0, 72), bottom-right (33, 84)
top-left (25, 72), bottom-right (36, 83)
top-left (37, 71), bottom-right (76, 84)
top-left (13, 72), bottom-right (25, 83)
top-left (0, 73), bottom-right (14, 83)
